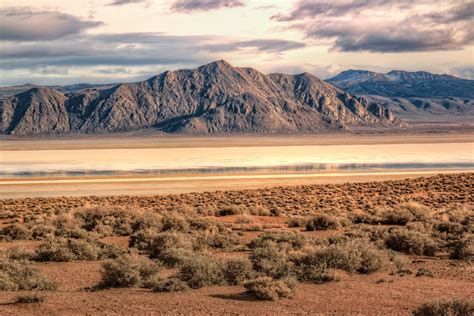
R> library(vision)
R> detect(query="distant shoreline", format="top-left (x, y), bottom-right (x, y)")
top-left (1, 130), bottom-right (473, 151)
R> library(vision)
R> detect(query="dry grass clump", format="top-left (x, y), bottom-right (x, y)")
top-left (385, 229), bottom-right (438, 256)
top-left (305, 215), bottom-right (340, 231)
top-left (97, 254), bottom-right (160, 289)
top-left (34, 237), bottom-right (125, 262)
top-left (0, 258), bottom-right (56, 291)
top-left (13, 293), bottom-right (46, 304)
top-left (413, 298), bottom-right (474, 316)
top-left (243, 276), bottom-right (296, 301)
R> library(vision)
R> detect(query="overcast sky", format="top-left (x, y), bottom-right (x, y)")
top-left (0, 0), bottom-right (472, 86)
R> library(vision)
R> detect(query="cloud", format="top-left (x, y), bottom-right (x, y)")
top-left (107, 0), bottom-right (150, 6)
top-left (205, 39), bottom-right (306, 53)
top-left (0, 8), bottom-right (102, 41)
top-left (171, 0), bottom-right (245, 12)
top-left (0, 32), bottom-right (305, 71)
top-left (272, 0), bottom-right (474, 53)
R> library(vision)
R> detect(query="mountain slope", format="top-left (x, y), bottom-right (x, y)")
top-left (327, 70), bottom-right (474, 99)
top-left (326, 70), bottom-right (474, 122)
top-left (0, 61), bottom-right (402, 136)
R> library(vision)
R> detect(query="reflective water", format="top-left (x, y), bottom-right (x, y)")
top-left (1, 142), bottom-right (473, 177)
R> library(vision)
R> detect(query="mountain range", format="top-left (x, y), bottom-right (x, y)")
top-left (326, 70), bottom-right (474, 121)
top-left (0, 60), bottom-right (402, 136)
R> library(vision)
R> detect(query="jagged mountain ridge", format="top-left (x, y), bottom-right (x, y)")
top-left (326, 69), bottom-right (474, 99)
top-left (0, 60), bottom-right (402, 135)
top-left (326, 69), bottom-right (474, 122)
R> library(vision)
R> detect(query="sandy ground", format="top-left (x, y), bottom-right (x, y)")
top-left (1, 131), bottom-right (473, 150)
top-left (1, 169), bottom-right (470, 199)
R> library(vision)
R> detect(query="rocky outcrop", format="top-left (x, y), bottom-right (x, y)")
top-left (0, 60), bottom-right (403, 135)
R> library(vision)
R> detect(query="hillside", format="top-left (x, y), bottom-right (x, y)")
top-left (0, 61), bottom-right (401, 136)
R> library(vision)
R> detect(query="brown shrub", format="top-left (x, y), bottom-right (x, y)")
top-left (0, 224), bottom-right (32, 241)
top-left (243, 276), bottom-right (296, 301)
top-left (413, 298), bottom-right (474, 316)
top-left (385, 229), bottom-right (438, 256)
top-left (223, 257), bottom-right (255, 285)
top-left (152, 278), bottom-right (189, 292)
top-left (178, 255), bottom-right (226, 289)
top-left (97, 254), bottom-right (160, 289)
top-left (306, 215), bottom-right (340, 231)
top-left (0, 258), bottom-right (56, 291)
top-left (14, 293), bottom-right (46, 304)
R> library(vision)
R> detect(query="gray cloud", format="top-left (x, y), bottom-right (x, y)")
top-left (171, 0), bottom-right (245, 12)
top-left (273, 0), bottom-right (474, 53)
top-left (0, 32), bottom-right (305, 70)
top-left (107, 0), bottom-right (150, 6)
top-left (272, 0), bottom-right (403, 22)
top-left (0, 8), bottom-right (102, 41)
top-left (204, 39), bottom-right (306, 53)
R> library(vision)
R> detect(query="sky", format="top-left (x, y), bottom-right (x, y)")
top-left (0, 0), bottom-right (473, 86)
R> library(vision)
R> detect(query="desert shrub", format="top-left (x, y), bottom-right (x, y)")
top-left (235, 215), bottom-right (253, 224)
top-left (223, 257), bottom-right (254, 285)
top-left (129, 228), bottom-right (160, 251)
top-left (435, 222), bottom-right (466, 237)
top-left (31, 224), bottom-right (55, 240)
top-left (306, 215), bottom-right (339, 231)
top-left (131, 212), bottom-right (163, 232)
top-left (14, 293), bottom-right (46, 304)
top-left (161, 214), bottom-right (190, 232)
top-left (449, 238), bottom-right (473, 260)
top-left (178, 255), bottom-right (225, 289)
top-left (188, 217), bottom-right (214, 231)
top-left (204, 233), bottom-right (240, 249)
top-left (97, 254), bottom-right (160, 289)
top-left (147, 232), bottom-right (195, 266)
top-left (243, 276), bottom-right (296, 301)
top-left (250, 207), bottom-right (271, 216)
top-left (7, 247), bottom-right (35, 261)
top-left (413, 298), bottom-right (474, 316)
top-left (0, 224), bottom-right (32, 241)
top-left (0, 258), bottom-right (56, 291)
top-left (416, 268), bottom-right (434, 277)
top-left (385, 229), bottom-right (438, 256)
top-left (381, 208), bottom-right (414, 225)
top-left (250, 242), bottom-right (293, 279)
top-left (215, 206), bottom-right (243, 216)
top-left (287, 217), bottom-right (307, 228)
top-left (73, 207), bottom-right (141, 236)
top-left (398, 202), bottom-right (432, 221)
top-left (53, 213), bottom-right (87, 238)
top-left (291, 255), bottom-right (336, 284)
top-left (152, 278), bottom-right (189, 292)
top-left (35, 237), bottom-right (125, 262)
top-left (396, 267), bottom-right (413, 276)
top-left (390, 253), bottom-right (412, 270)
top-left (249, 232), bottom-right (308, 251)
top-left (319, 239), bottom-right (387, 273)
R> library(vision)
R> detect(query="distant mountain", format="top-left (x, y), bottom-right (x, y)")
top-left (0, 60), bottom-right (402, 136)
top-left (327, 70), bottom-right (474, 99)
top-left (0, 83), bottom-right (115, 100)
top-left (326, 70), bottom-right (474, 122)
